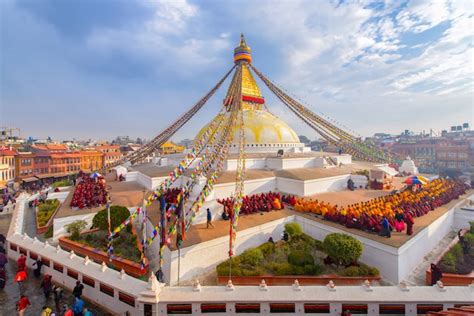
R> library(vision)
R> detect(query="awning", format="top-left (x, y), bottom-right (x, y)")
top-left (54, 173), bottom-right (68, 178)
top-left (36, 173), bottom-right (56, 179)
top-left (22, 177), bottom-right (39, 183)
top-left (376, 165), bottom-right (399, 176)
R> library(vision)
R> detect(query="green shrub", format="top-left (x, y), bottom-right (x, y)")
top-left (240, 248), bottom-right (264, 266)
top-left (340, 263), bottom-right (379, 277)
top-left (303, 264), bottom-right (324, 276)
top-left (269, 262), bottom-right (294, 276)
top-left (288, 250), bottom-right (314, 267)
top-left (340, 266), bottom-right (361, 276)
top-left (323, 233), bottom-right (363, 266)
top-left (450, 244), bottom-right (464, 263)
top-left (44, 225), bottom-right (53, 239)
top-left (66, 220), bottom-right (87, 241)
top-left (285, 223), bottom-right (303, 237)
top-left (52, 179), bottom-right (73, 188)
top-left (464, 233), bottom-right (474, 247)
top-left (439, 252), bottom-right (457, 273)
top-left (37, 199), bottom-right (60, 227)
top-left (313, 239), bottom-right (324, 251)
top-left (258, 242), bottom-right (274, 256)
top-left (469, 222), bottom-right (474, 234)
top-left (216, 258), bottom-right (242, 276)
top-left (92, 206), bottom-right (130, 231)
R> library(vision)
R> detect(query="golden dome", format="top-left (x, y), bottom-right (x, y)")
top-left (197, 109), bottom-right (300, 145)
top-left (195, 35), bottom-right (302, 151)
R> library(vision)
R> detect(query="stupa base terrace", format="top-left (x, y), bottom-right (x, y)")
top-left (5, 191), bottom-right (474, 315)
top-left (37, 151), bottom-right (473, 287)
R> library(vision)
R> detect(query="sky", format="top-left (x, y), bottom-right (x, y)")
top-left (1, 0), bottom-right (473, 142)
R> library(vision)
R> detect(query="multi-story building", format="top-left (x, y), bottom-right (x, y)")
top-left (96, 145), bottom-right (122, 166)
top-left (436, 140), bottom-right (470, 170)
top-left (50, 152), bottom-right (82, 175)
top-left (16, 152), bottom-right (36, 180)
top-left (391, 139), bottom-right (438, 173)
top-left (0, 147), bottom-right (17, 188)
top-left (80, 151), bottom-right (104, 172)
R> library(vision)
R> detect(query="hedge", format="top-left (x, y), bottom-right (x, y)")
top-left (323, 233), bottom-right (363, 266)
top-left (52, 179), bottom-right (73, 188)
top-left (92, 205), bottom-right (131, 232)
top-left (341, 263), bottom-right (379, 277)
top-left (37, 199), bottom-right (60, 227)
top-left (284, 223), bottom-right (302, 237)
top-left (288, 250), bottom-right (314, 267)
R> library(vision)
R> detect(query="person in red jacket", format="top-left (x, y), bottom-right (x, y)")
top-left (16, 295), bottom-right (31, 316)
top-left (17, 254), bottom-right (26, 272)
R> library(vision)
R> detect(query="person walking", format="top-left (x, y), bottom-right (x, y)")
top-left (0, 267), bottom-right (6, 289)
top-left (16, 295), bottom-right (31, 316)
top-left (33, 257), bottom-right (44, 278)
top-left (41, 305), bottom-right (53, 316)
top-left (72, 280), bottom-right (84, 299)
top-left (430, 263), bottom-right (443, 285)
top-left (17, 254), bottom-right (27, 272)
top-left (405, 212), bottom-right (414, 236)
top-left (73, 297), bottom-right (84, 316)
top-left (83, 308), bottom-right (93, 316)
top-left (380, 216), bottom-right (391, 238)
top-left (206, 208), bottom-right (214, 229)
top-left (53, 284), bottom-right (63, 313)
top-left (41, 274), bottom-right (53, 299)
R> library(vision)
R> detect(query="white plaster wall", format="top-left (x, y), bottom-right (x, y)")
top-left (332, 155), bottom-right (352, 165)
top-left (397, 198), bottom-right (473, 282)
top-left (225, 158), bottom-right (267, 171)
top-left (350, 175), bottom-right (369, 189)
top-left (167, 216), bottom-right (294, 285)
top-left (295, 216), bottom-right (399, 283)
top-left (125, 171), bottom-right (138, 182)
top-left (303, 175), bottom-right (350, 195)
top-left (276, 178), bottom-right (305, 196)
top-left (53, 213), bottom-right (96, 241)
top-left (47, 191), bottom-right (70, 203)
top-left (266, 158), bottom-right (282, 170)
top-left (281, 158), bottom-right (316, 169)
top-left (210, 178), bottom-right (277, 201)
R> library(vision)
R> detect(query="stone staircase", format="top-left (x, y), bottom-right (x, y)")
top-left (403, 230), bottom-right (457, 286)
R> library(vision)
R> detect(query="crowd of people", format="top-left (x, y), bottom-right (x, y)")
top-left (2, 252), bottom-right (92, 315)
top-left (70, 172), bottom-right (108, 209)
top-left (217, 192), bottom-right (284, 219)
top-left (294, 178), bottom-right (469, 237)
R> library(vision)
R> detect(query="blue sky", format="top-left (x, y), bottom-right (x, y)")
top-left (1, 0), bottom-right (472, 141)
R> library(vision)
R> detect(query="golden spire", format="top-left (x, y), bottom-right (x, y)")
top-left (239, 33), bottom-right (248, 48)
top-left (234, 33), bottom-right (252, 64)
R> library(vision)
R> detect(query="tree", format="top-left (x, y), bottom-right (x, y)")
top-left (323, 233), bottom-right (363, 266)
top-left (298, 135), bottom-right (311, 144)
top-left (92, 205), bottom-right (131, 232)
top-left (66, 220), bottom-right (87, 241)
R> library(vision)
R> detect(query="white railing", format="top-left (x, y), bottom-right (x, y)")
top-left (6, 194), bottom-right (474, 316)
top-left (155, 282), bottom-right (474, 316)
top-left (6, 197), bottom-right (147, 315)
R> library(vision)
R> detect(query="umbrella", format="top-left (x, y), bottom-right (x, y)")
top-left (14, 270), bottom-right (27, 282)
top-left (404, 175), bottom-right (428, 185)
top-left (90, 172), bottom-right (102, 179)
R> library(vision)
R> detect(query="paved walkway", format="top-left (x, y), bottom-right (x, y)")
top-left (403, 230), bottom-right (458, 286)
top-left (0, 205), bottom-right (111, 315)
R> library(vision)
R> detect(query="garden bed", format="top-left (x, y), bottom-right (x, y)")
top-left (216, 223), bottom-right (380, 284)
top-left (426, 223), bottom-right (474, 286)
top-left (36, 199), bottom-right (61, 234)
top-left (59, 226), bottom-right (148, 278)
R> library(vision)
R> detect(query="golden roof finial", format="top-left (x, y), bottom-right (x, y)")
top-left (240, 33), bottom-right (247, 47)
top-left (234, 33), bottom-right (251, 64)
